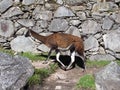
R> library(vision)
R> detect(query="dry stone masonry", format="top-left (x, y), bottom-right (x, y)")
top-left (0, 0), bottom-right (120, 61)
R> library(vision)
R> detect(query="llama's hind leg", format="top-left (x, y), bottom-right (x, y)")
top-left (66, 51), bottom-right (75, 70)
top-left (56, 49), bottom-right (66, 68)
top-left (79, 55), bottom-right (86, 72)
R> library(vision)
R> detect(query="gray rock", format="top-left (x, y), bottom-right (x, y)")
top-left (81, 20), bottom-right (101, 34)
top-left (34, 10), bottom-right (53, 21)
top-left (17, 19), bottom-right (35, 27)
top-left (102, 17), bottom-right (114, 30)
top-left (94, 33), bottom-right (102, 39)
top-left (37, 44), bottom-right (50, 52)
top-left (56, 0), bottom-right (63, 5)
top-left (98, 47), bottom-right (106, 54)
top-left (64, 0), bottom-right (87, 5)
top-left (92, 2), bottom-right (117, 13)
top-left (65, 26), bottom-right (81, 37)
top-left (54, 6), bottom-right (75, 17)
top-left (0, 52), bottom-right (34, 90)
top-left (14, 0), bottom-right (21, 4)
top-left (45, 3), bottom-right (59, 11)
top-left (116, 54), bottom-right (120, 59)
top-left (48, 19), bottom-right (68, 32)
top-left (36, 0), bottom-right (44, 4)
top-left (103, 31), bottom-right (120, 52)
top-left (22, 0), bottom-right (35, 5)
top-left (108, 2), bottom-right (118, 10)
top-left (32, 26), bottom-right (44, 33)
top-left (84, 36), bottom-right (99, 51)
top-left (0, 0), bottom-right (13, 13)
top-left (32, 5), bottom-right (41, 15)
top-left (16, 28), bottom-right (28, 36)
top-left (89, 54), bottom-right (115, 61)
top-left (110, 12), bottom-right (120, 23)
top-left (69, 20), bottom-right (81, 26)
top-left (76, 11), bottom-right (86, 20)
top-left (2, 7), bottom-right (23, 18)
top-left (10, 36), bottom-right (36, 52)
top-left (0, 19), bottom-right (14, 37)
top-left (95, 62), bottom-right (120, 90)
top-left (37, 20), bottom-right (48, 29)
top-left (71, 6), bottom-right (86, 11)
top-left (0, 38), bottom-right (6, 43)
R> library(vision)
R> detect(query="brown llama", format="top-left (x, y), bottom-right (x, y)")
top-left (28, 30), bottom-right (85, 70)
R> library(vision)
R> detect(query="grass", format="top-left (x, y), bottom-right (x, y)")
top-left (0, 46), bottom-right (58, 87)
top-left (77, 74), bottom-right (95, 90)
top-left (27, 63), bottom-right (58, 85)
top-left (0, 46), bottom-right (55, 61)
top-left (77, 60), bottom-right (120, 90)
top-left (21, 52), bottom-right (47, 61)
top-left (0, 46), bottom-right (15, 55)
top-left (86, 60), bottom-right (111, 68)
top-left (1, 46), bottom-right (120, 89)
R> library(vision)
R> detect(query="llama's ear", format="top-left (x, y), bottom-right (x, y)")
top-left (25, 30), bottom-right (30, 37)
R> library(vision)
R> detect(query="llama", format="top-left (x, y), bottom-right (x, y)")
top-left (28, 30), bottom-right (85, 70)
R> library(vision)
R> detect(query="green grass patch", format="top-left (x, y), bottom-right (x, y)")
top-left (0, 46), bottom-right (15, 55)
top-left (116, 60), bottom-right (120, 66)
top-left (21, 52), bottom-right (47, 61)
top-left (86, 60), bottom-right (111, 68)
top-left (0, 46), bottom-right (55, 62)
top-left (77, 74), bottom-right (95, 90)
top-left (27, 63), bottom-right (58, 85)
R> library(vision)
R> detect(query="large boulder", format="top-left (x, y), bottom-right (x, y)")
top-left (2, 7), bottom-right (23, 18)
top-left (17, 19), bottom-right (35, 27)
top-left (110, 11), bottom-right (120, 23)
top-left (0, 0), bottom-right (13, 13)
top-left (84, 36), bottom-right (99, 51)
top-left (103, 31), bottom-right (120, 52)
top-left (54, 6), bottom-right (75, 17)
top-left (22, 0), bottom-right (35, 5)
top-left (48, 19), bottom-right (69, 32)
top-left (0, 52), bottom-right (34, 90)
top-left (89, 54), bottom-right (115, 61)
top-left (0, 19), bottom-right (14, 37)
top-left (102, 17), bottom-right (114, 30)
top-left (65, 26), bottom-right (81, 37)
top-left (95, 61), bottom-right (120, 90)
top-left (10, 36), bottom-right (36, 52)
top-left (81, 20), bottom-right (101, 34)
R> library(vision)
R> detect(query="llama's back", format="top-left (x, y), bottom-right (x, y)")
top-left (51, 33), bottom-right (83, 48)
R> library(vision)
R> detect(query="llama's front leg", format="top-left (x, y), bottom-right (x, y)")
top-left (56, 50), bottom-right (66, 68)
top-left (43, 48), bottom-right (53, 64)
top-left (66, 51), bottom-right (75, 70)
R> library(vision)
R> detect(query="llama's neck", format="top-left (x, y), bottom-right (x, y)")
top-left (30, 30), bottom-right (47, 43)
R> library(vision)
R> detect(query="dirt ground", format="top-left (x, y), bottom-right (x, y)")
top-left (32, 60), bottom-right (99, 90)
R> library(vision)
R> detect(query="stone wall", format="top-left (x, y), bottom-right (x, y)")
top-left (0, 0), bottom-right (120, 60)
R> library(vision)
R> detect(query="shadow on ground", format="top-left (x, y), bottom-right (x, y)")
top-left (40, 54), bottom-right (85, 70)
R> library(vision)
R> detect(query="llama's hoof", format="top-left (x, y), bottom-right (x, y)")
top-left (60, 65), bottom-right (67, 70)
top-left (82, 69), bottom-right (86, 72)
top-left (66, 66), bottom-right (73, 70)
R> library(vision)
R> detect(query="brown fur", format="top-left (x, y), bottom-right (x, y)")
top-left (29, 30), bottom-right (85, 70)
top-left (30, 30), bottom-right (84, 55)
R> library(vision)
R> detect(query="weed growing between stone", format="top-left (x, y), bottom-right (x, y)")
top-left (77, 74), bottom-right (95, 90)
